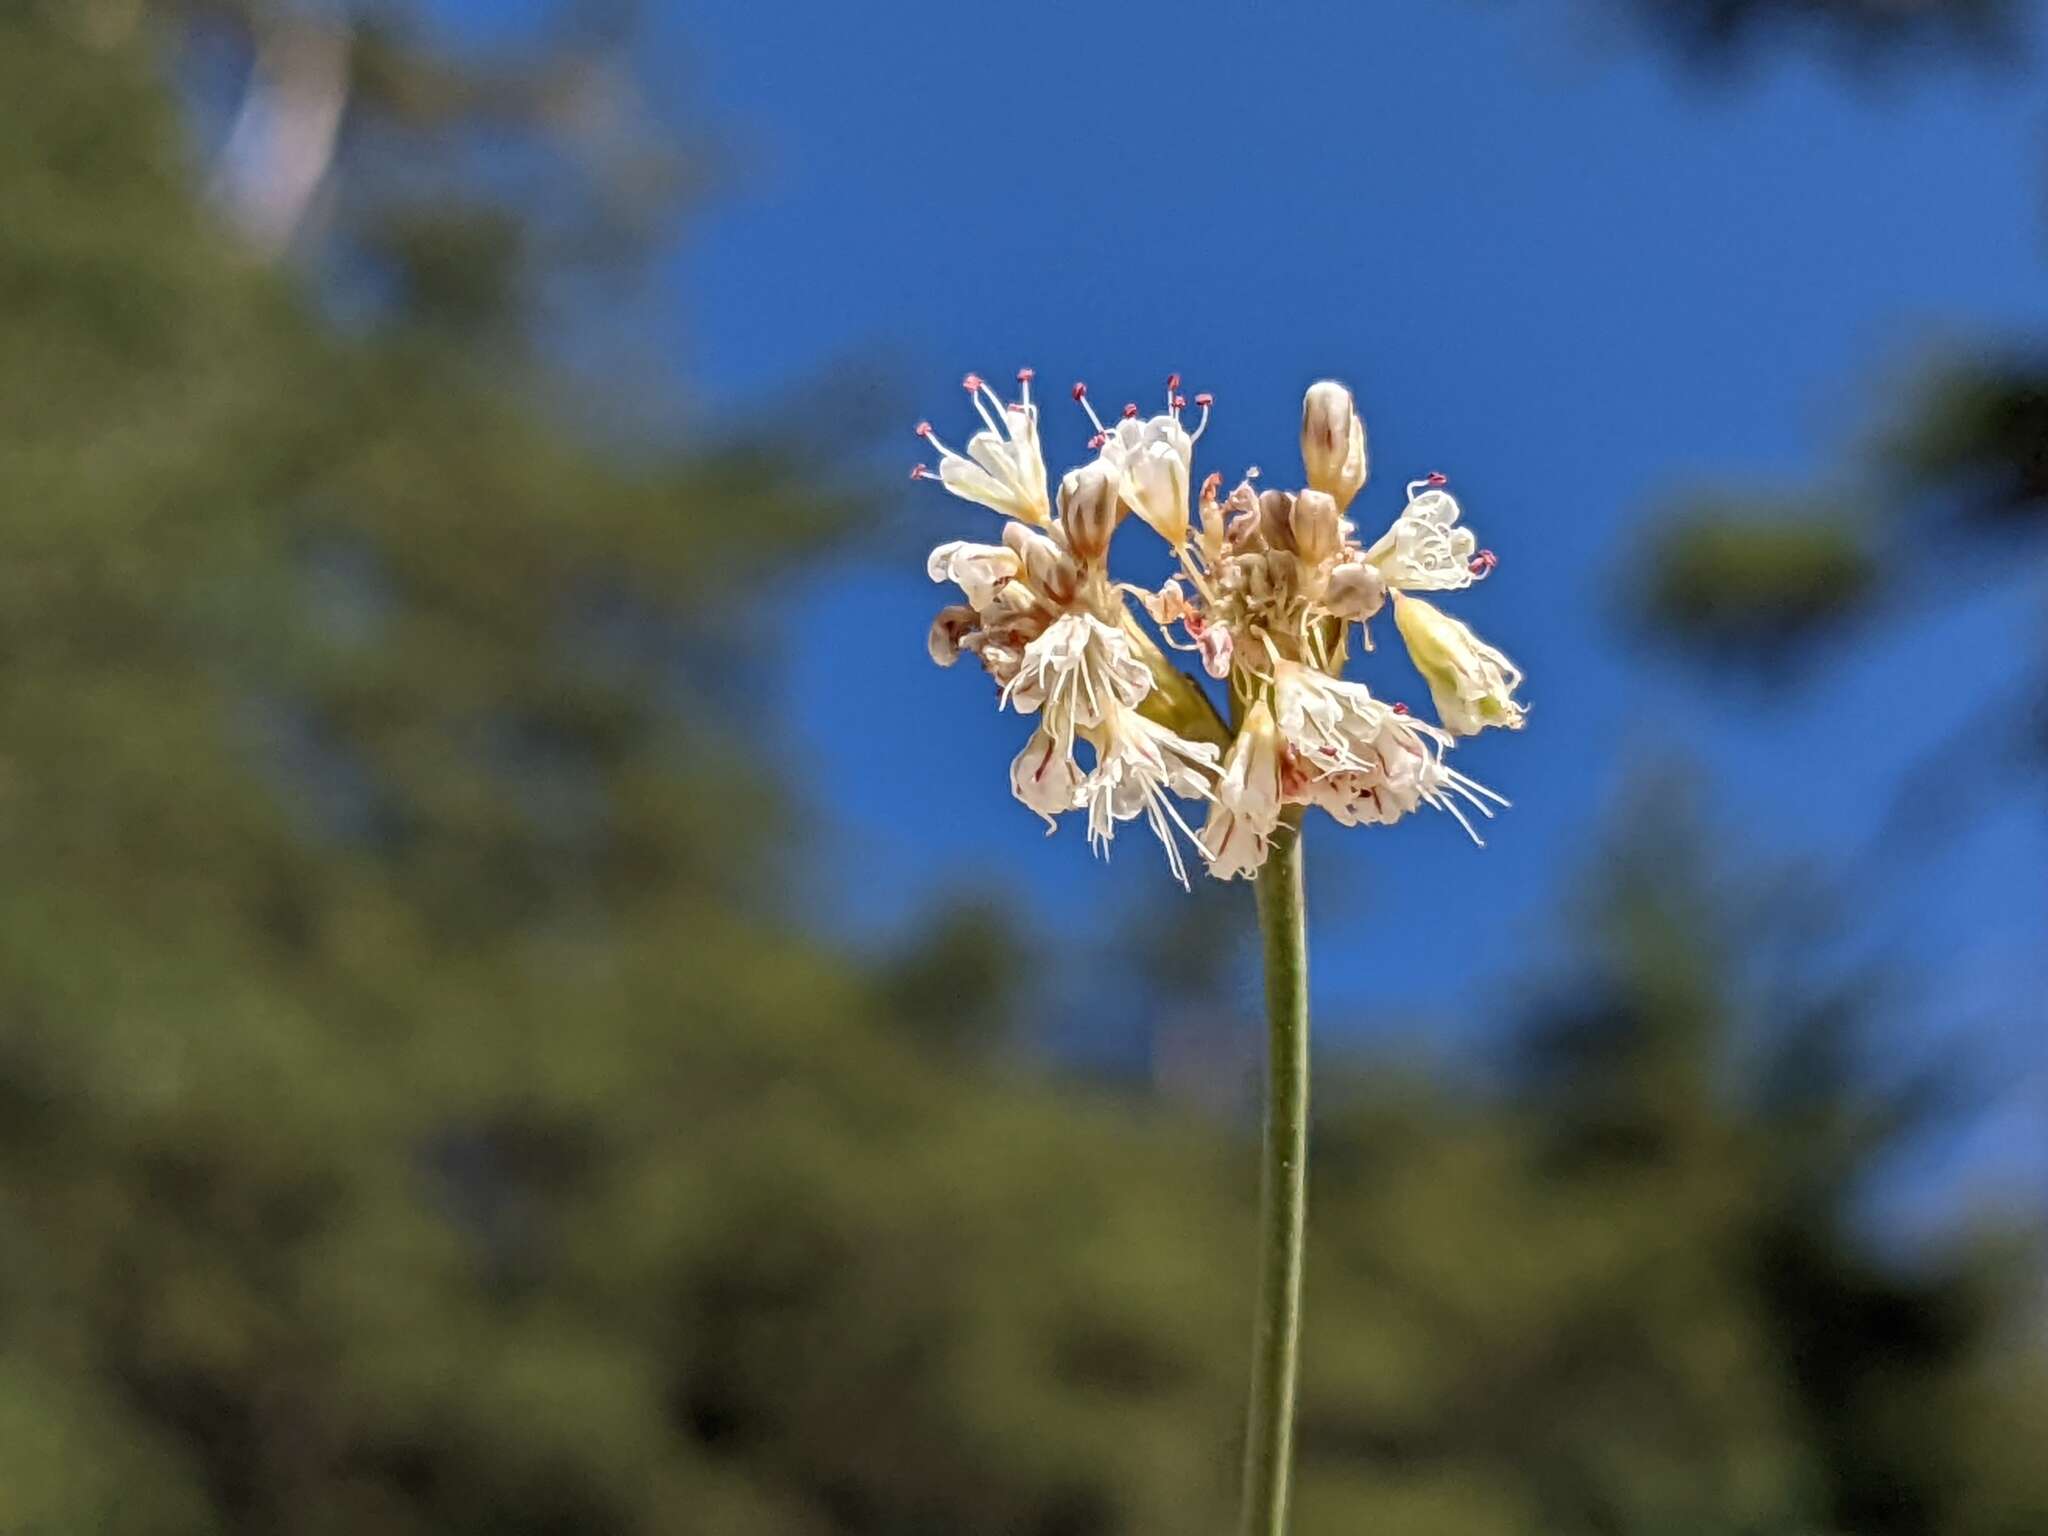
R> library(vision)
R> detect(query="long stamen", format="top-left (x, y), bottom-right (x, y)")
top-left (917, 420), bottom-right (965, 463)
top-left (1072, 381), bottom-right (1108, 436)
top-left (963, 374), bottom-right (1003, 438)
top-left (1192, 391), bottom-right (1213, 442)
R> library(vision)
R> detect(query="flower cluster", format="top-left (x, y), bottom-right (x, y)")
top-left (918, 370), bottom-right (1524, 886)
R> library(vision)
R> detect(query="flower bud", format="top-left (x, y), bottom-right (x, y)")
top-left (1288, 490), bottom-right (1343, 567)
top-left (1321, 561), bottom-right (1387, 621)
top-left (1258, 489), bottom-right (1297, 553)
top-left (1057, 460), bottom-right (1119, 565)
top-left (1300, 380), bottom-right (1368, 511)
top-left (1196, 472), bottom-right (1227, 564)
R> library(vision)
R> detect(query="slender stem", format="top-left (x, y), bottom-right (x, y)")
top-left (1240, 806), bottom-right (1309, 1536)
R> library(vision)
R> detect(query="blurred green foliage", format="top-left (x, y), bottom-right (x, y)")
top-left (1640, 504), bottom-right (1876, 658)
top-left (1, 6), bottom-right (2044, 1535)
top-left (1593, 0), bottom-right (2026, 66)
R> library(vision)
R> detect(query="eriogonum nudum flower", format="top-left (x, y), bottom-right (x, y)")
top-left (1392, 591), bottom-right (1527, 736)
top-left (1200, 698), bottom-right (1284, 881)
top-left (914, 372), bottom-right (1051, 525)
top-left (915, 366), bottom-right (1526, 882)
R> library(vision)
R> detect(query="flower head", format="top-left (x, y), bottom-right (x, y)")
top-left (915, 367), bottom-right (1525, 884)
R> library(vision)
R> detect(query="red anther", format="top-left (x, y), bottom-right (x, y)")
top-left (1172, 395), bottom-right (1187, 411)
top-left (1016, 367), bottom-right (1035, 382)
top-left (914, 420), bottom-right (933, 437)
top-left (1426, 471), bottom-right (1448, 487)
top-left (1122, 403), bottom-right (1139, 419)
top-left (1194, 392), bottom-right (1214, 407)
top-left (962, 373), bottom-right (983, 392)
top-left (1391, 702), bottom-right (1410, 715)
top-left (1071, 381), bottom-right (1089, 400)
top-left (1166, 372), bottom-right (1181, 391)
top-left (1088, 433), bottom-right (1107, 450)
top-left (909, 464), bottom-right (931, 480)
top-left (1468, 548), bottom-right (1499, 577)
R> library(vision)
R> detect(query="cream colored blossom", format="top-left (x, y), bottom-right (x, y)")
top-left (1010, 725), bottom-right (1086, 831)
top-left (1200, 700), bottom-right (1284, 881)
top-left (1004, 613), bottom-right (1152, 745)
top-left (916, 364), bottom-right (1522, 884)
top-left (1363, 482), bottom-right (1479, 592)
top-left (1079, 704), bottom-right (1219, 888)
top-left (913, 370), bottom-right (1051, 525)
top-left (1392, 593), bottom-right (1526, 736)
top-left (926, 539), bottom-right (1020, 610)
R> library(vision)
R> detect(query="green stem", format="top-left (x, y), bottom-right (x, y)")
top-left (1240, 806), bottom-right (1309, 1536)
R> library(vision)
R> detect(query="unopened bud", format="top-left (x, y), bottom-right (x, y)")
top-left (1004, 520), bottom-right (1079, 607)
top-left (1288, 490), bottom-right (1343, 567)
top-left (1300, 380), bottom-right (1369, 511)
top-left (1258, 489), bottom-right (1297, 552)
top-left (1057, 461), bottom-right (1119, 564)
top-left (1322, 561), bottom-right (1387, 621)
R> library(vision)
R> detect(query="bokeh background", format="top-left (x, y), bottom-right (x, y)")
top-left (3, 1), bottom-right (2045, 1532)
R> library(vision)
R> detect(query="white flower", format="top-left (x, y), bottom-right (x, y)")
top-left (1362, 483), bottom-right (1479, 592)
top-left (1009, 725), bottom-right (1086, 831)
top-left (1301, 710), bottom-right (1505, 842)
top-left (1199, 699), bottom-right (1284, 881)
top-left (914, 371), bottom-right (1051, 525)
top-left (1271, 660), bottom-right (1507, 841)
top-left (1004, 612), bottom-right (1151, 744)
top-left (1099, 412), bottom-right (1193, 547)
top-left (1392, 593), bottom-right (1526, 736)
top-left (1270, 660), bottom-right (1398, 779)
top-left (1078, 704), bottom-right (1219, 888)
top-left (926, 539), bottom-right (1020, 611)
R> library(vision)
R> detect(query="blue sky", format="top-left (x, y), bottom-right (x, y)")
top-left (439, 2), bottom-right (2046, 1213)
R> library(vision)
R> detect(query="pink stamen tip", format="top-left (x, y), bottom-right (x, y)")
top-left (1172, 395), bottom-right (1187, 410)
top-left (1392, 702), bottom-right (1410, 715)
top-left (1469, 549), bottom-right (1498, 576)
top-left (1071, 381), bottom-right (1089, 400)
top-left (1088, 433), bottom-right (1107, 449)
top-left (914, 421), bottom-right (933, 438)
top-left (1121, 403), bottom-right (1139, 419)
top-left (1016, 367), bottom-right (1035, 382)
top-left (1427, 471), bottom-right (1448, 486)
top-left (1194, 392), bottom-right (1214, 407)
top-left (910, 464), bottom-right (930, 480)
top-left (1166, 373), bottom-right (1181, 390)
top-left (961, 373), bottom-right (983, 392)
